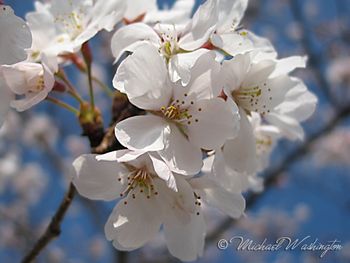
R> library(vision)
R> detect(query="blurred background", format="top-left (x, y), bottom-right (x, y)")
top-left (1, 0), bottom-right (350, 262)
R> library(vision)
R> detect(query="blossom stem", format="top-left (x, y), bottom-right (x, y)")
top-left (82, 42), bottom-right (95, 112)
top-left (92, 76), bottom-right (114, 98)
top-left (46, 96), bottom-right (80, 115)
top-left (56, 71), bottom-right (85, 104)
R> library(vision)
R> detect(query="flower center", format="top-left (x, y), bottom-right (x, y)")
top-left (118, 166), bottom-right (158, 203)
top-left (232, 83), bottom-right (272, 115)
top-left (158, 26), bottom-right (179, 61)
top-left (160, 105), bottom-right (190, 120)
top-left (28, 75), bottom-right (45, 93)
top-left (54, 7), bottom-right (85, 40)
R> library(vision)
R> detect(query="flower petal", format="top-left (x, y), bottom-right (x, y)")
top-left (211, 32), bottom-right (253, 56)
top-left (163, 212), bottom-right (206, 261)
top-left (222, 109), bottom-right (259, 174)
top-left (149, 153), bottom-right (177, 192)
top-left (111, 23), bottom-right (159, 63)
top-left (104, 193), bottom-right (162, 249)
top-left (115, 115), bottom-right (169, 151)
top-left (187, 98), bottom-right (239, 150)
top-left (211, 151), bottom-right (250, 193)
top-left (190, 176), bottom-right (245, 218)
top-left (179, 0), bottom-right (218, 51)
top-left (169, 48), bottom-right (211, 85)
top-left (124, 0), bottom-right (157, 21)
top-left (159, 123), bottom-right (203, 175)
top-left (72, 154), bottom-right (127, 201)
top-left (113, 44), bottom-right (172, 110)
top-left (0, 5), bottom-right (32, 65)
top-left (216, 0), bottom-right (248, 32)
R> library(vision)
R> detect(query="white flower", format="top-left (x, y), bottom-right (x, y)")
top-left (211, 0), bottom-right (275, 57)
top-left (26, 0), bottom-right (126, 60)
top-left (72, 149), bottom-right (245, 261)
top-left (250, 112), bottom-right (280, 171)
top-left (114, 44), bottom-right (238, 175)
top-left (221, 52), bottom-right (317, 140)
top-left (1, 57), bottom-right (57, 112)
top-left (207, 109), bottom-right (261, 194)
top-left (111, 0), bottom-right (218, 84)
top-left (0, 5), bottom-right (32, 65)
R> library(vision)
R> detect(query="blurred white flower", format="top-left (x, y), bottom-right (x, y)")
top-left (23, 114), bottom-right (58, 146)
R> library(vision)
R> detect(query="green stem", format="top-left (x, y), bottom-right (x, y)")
top-left (56, 71), bottom-right (85, 104)
top-left (46, 96), bottom-right (80, 115)
top-left (86, 64), bottom-right (95, 110)
top-left (92, 76), bottom-right (114, 98)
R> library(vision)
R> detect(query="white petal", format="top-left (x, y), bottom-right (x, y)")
top-left (0, 5), bottom-right (32, 65)
top-left (270, 56), bottom-right (307, 78)
top-left (89, 0), bottom-right (126, 31)
top-left (72, 154), bottom-right (127, 201)
top-left (190, 176), bottom-right (245, 218)
top-left (169, 49), bottom-right (211, 85)
top-left (1, 63), bottom-right (42, 95)
top-left (111, 23), bottom-right (159, 63)
top-left (216, 0), bottom-right (248, 32)
top-left (163, 212), bottom-right (206, 261)
top-left (223, 109), bottom-right (259, 174)
top-left (265, 112), bottom-right (305, 140)
top-left (221, 53), bottom-right (252, 93)
top-left (211, 32), bottom-right (253, 56)
top-left (157, 175), bottom-right (196, 222)
top-left (115, 115), bottom-right (169, 151)
top-left (10, 88), bottom-right (49, 112)
top-left (104, 193), bottom-right (162, 249)
top-left (124, 0), bottom-right (157, 20)
top-left (159, 123), bottom-right (203, 175)
top-left (179, 0), bottom-right (218, 51)
top-left (187, 98), bottom-right (239, 150)
top-left (273, 78), bottom-right (317, 122)
top-left (181, 50), bottom-right (221, 98)
top-left (113, 44), bottom-right (172, 110)
top-left (212, 150), bottom-right (250, 193)
top-left (149, 153), bottom-right (177, 192)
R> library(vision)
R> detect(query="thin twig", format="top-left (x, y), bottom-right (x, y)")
top-left (21, 183), bottom-right (76, 263)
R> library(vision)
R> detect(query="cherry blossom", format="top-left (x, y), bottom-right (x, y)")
top-left (221, 52), bottom-right (317, 140)
top-left (1, 57), bottom-right (57, 112)
top-left (72, 149), bottom-right (245, 261)
top-left (111, 0), bottom-right (218, 83)
top-left (26, 0), bottom-right (126, 60)
top-left (114, 44), bottom-right (238, 175)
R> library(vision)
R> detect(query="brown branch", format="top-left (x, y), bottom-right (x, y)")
top-left (21, 92), bottom-right (139, 262)
top-left (21, 183), bottom-right (76, 263)
top-left (205, 105), bottom-right (350, 245)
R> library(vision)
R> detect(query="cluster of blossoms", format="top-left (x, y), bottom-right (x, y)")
top-left (0, 0), bottom-right (317, 261)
